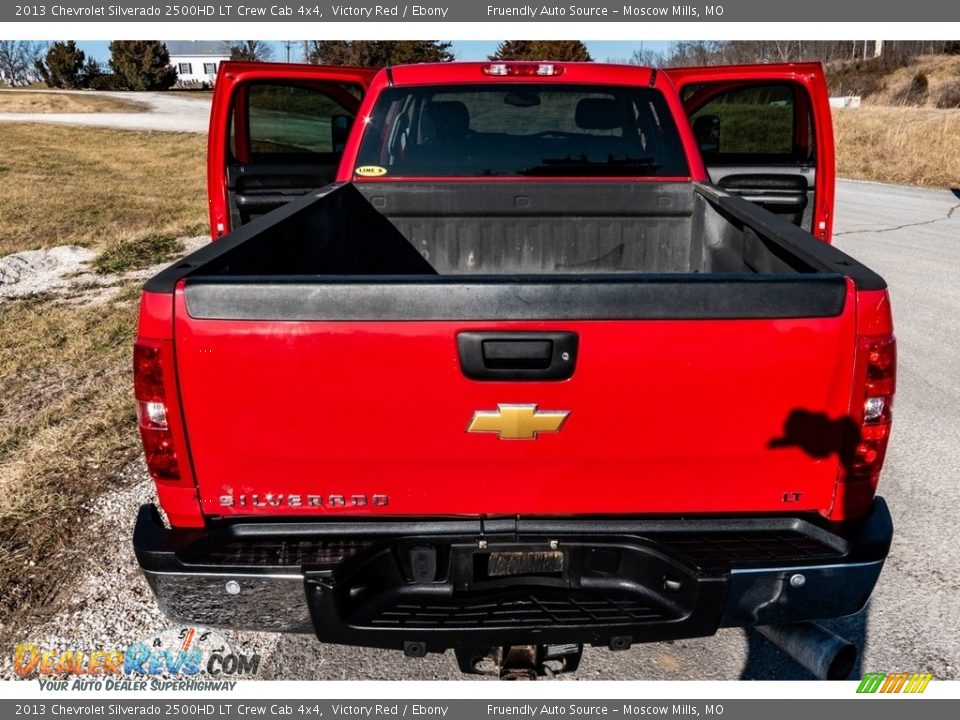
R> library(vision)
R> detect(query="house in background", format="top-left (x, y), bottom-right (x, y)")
top-left (0, 66), bottom-right (42, 87)
top-left (164, 41), bottom-right (230, 88)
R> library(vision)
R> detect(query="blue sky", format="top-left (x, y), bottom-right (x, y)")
top-left (73, 40), bottom-right (671, 65)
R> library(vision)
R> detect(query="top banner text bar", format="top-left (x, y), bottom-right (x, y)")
top-left (7, 1), bottom-right (960, 23)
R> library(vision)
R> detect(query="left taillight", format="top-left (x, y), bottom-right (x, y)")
top-left (134, 340), bottom-right (182, 482)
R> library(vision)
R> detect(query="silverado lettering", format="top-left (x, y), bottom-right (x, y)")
top-left (219, 494), bottom-right (389, 508)
top-left (132, 60), bottom-right (895, 679)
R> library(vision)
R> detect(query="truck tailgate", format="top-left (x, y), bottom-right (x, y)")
top-left (173, 277), bottom-right (857, 518)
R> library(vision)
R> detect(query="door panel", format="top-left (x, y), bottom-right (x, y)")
top-left (229, 81), bottom-right (363, 227)
top-left (665, 63), bottom-right (835, 242)
top-left (712, 167), bottom-right (813, 229)
top-left (208, 62), bottom-right (376, 237)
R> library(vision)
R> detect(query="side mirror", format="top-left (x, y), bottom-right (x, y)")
top-left (331, 114), bottom-right (353, 154)
top-left (692, 114), bottom-right (721, 156)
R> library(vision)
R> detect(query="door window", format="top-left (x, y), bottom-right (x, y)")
top-left (686, 83), bottom-right (813, 164)
top-left (232, 83), bottom-right (360, 162)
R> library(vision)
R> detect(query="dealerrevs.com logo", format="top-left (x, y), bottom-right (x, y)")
top-left (12, 626), bottom-right (261, 690)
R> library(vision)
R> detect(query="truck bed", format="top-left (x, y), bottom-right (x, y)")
top-left (157, 181), bottom-right (881, 281)
top-left (151, 181), bottom-right (880, 324)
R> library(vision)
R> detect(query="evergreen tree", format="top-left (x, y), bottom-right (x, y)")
top-left (36, 41), bottom-right (86, 89)
top-left (306, 41), bottom-right (454, 67)
top-left (489, 41), bottom-right (592, 62)
top-left (108, 41), bottom-right (178, 91)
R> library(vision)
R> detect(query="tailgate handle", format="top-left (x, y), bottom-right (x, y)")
top-left (457, 332), bottom-right (578, 381)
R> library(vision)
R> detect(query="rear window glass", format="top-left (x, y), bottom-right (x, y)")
top-left (354, 84), bottom-right (689, 178)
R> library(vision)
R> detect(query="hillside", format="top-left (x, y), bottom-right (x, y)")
top-left (828, 53), bottom-right (960, 108)
top-left (822, 54), bottom-right (960, 187)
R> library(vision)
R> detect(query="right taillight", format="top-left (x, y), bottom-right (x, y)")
top-left (847, 334), bottom-right (896, 487)
top-left (134, 340), bottom-right (182, 482)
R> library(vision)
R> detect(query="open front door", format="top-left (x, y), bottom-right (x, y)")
top-left (208, 61), bottom-right (376, 237)
top-left (665, 63), bottom-right (835, 242)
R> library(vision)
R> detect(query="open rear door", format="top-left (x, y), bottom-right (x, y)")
top-left (208, 61), bottom-right (376, 237)
top-left (665, 63), bottom-right (835, 242)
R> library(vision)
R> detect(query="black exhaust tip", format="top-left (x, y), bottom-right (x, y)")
top-left (756, 622), bottom-right (858, 680)
top-left (827, 641), bottom-right (858, 681)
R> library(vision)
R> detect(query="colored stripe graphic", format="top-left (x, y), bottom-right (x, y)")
top-left (857, 673), bottom-right (886, 693)
top-left (857, 672), bottom-right (932, 694)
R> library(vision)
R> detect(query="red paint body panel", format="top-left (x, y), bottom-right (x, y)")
top-left (171, 283), bottom-right (859, 519)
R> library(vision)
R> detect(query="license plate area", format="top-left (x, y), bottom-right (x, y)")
top-left (484, 550), bottom-right (565, 579)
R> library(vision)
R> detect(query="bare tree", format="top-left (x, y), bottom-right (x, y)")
top-left (0, 41), bottom-right (44, 86)
top-left (226, 41), bottom-right (274, 62)
top-left (650, 39), bottom-right (956, 69)
top-left (628, 47), bottom-right (665, 67)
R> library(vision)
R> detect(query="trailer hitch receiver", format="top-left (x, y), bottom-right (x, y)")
top-left (455, 644), bottom-right (583, 680)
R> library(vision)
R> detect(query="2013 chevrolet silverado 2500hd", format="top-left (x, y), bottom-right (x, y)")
top-left (132, 61), bottom-right (895, 679)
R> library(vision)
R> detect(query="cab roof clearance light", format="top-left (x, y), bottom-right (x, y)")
top-left (483, 63), bottom-right (565, 77)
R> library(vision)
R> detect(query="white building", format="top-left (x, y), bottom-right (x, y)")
top-left (165, 41), bottom-right (230, 89)
top-left (0, 66), bottom-right (42, 87)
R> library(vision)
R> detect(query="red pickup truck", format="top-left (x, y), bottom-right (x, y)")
top-left (133, 61), bottom-right (895, 679)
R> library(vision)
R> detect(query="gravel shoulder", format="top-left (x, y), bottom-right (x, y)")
top-left (0, 237), bottom-right (207, 302)
top-left (0, 91), bottom-right (210, 133)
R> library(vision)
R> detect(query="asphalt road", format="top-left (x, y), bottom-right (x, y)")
top-left (3, 179), bottom-right (958, 682)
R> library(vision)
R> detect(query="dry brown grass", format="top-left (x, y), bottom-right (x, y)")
top-left (0, 123), bottom-right (207, 257)
top-left (0, 124), bottom-right (206, 625)
top-left (864, 55), bottom-right (960, 109)
top-left (0, 90), bottom-right (148, 114)
top-left (0, 294), bottom-right (140, 620)
top-left (166, 90), bottom-right (213, 101)
top-left (827, 54), bottom-right (960, 109)
top-left (834, 106), bottom-right (960, 188)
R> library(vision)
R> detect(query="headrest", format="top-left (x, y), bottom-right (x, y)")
top-left (425, 101), bottom-right (470, 138)
top-left (693, 114), bottom-right (721, 146)
top-left (575, 98), bottom-right (619, 130)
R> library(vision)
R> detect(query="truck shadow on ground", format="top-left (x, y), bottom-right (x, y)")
top-left (739, 611), bottom-right (868, 680)
top-left (738, 408), bottom-right (874, 679)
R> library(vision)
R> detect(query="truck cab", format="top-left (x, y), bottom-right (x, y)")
top-left (209, 61), bottom-right (834, 241)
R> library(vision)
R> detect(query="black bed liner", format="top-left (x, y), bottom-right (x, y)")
top-left (145, 182), bottom-right (885, 309)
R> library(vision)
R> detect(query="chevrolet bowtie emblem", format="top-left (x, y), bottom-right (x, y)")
top-left (467, 404), bottom-right (570, 440)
